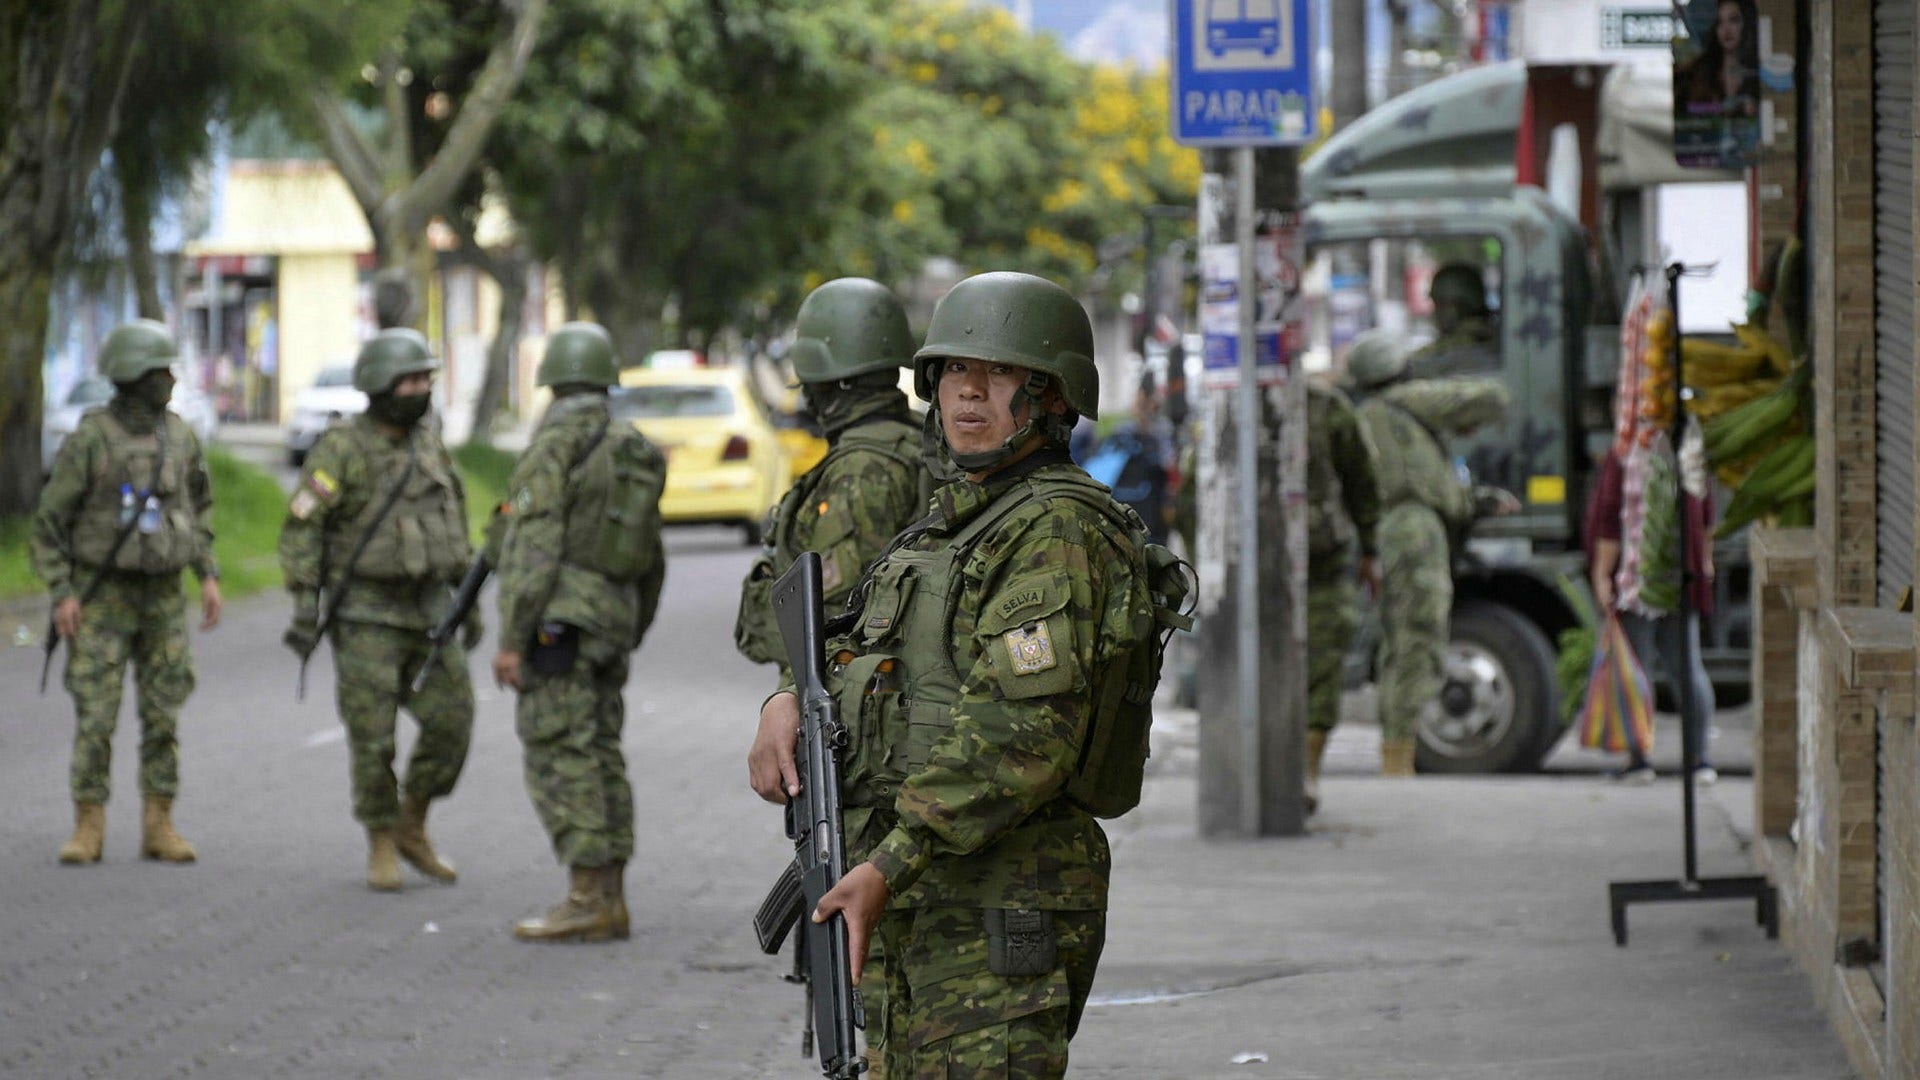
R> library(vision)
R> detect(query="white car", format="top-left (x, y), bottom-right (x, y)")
top-left (41, 370), bottom-right (220, 474)
top-left (286, 365), bottom-right (367, 465)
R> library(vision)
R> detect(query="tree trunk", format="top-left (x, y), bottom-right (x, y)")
top-left (0, 1), bottom-right (150, 515)
top-left (119, 161), bottom-right (164, 320)
top-left (467, 247), bottom-right (527, 446)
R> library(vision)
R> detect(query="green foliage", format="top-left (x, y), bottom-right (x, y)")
top-left (453, 442), bottom-right (517, 541)
top-left (1555, 625), bottom-right (1596, 723)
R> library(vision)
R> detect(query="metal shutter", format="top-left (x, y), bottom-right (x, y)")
top-left (1874, 0), bottom-right (1915, 608)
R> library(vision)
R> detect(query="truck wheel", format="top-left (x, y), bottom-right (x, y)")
top-left (1415, 599), bottom-right (1559, 774)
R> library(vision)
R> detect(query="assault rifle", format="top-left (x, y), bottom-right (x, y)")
top-left (751, 552), bottom-right (866, 1079)
top-left (410, 555), bottom-right (491, 695)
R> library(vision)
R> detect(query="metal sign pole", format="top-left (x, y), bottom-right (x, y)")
top-left (1234, 145), bottom-right (1262, 829)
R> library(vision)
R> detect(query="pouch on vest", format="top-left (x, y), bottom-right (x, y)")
top-left (733, 553), bottom-right (781, 665)
top-left (529, 621), bottom-right (580, 675)
top-left (589, 434), bottom-right (665, 582)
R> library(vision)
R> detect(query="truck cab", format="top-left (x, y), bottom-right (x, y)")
top-left (1303, 61), bottom-right (1751, 772)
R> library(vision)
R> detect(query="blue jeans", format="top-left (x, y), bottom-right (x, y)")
top-left (1619, 610), bottom-right (1715, 768)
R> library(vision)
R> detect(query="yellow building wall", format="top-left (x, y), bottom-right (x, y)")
top-left (275, 253), bottom-right (364, 423)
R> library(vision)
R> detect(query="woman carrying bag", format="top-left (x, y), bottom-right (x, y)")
top-left (1584, 286), bottom-right (1719, 785)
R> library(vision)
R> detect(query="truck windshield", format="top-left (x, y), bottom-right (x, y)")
top-left (1305, 235), bottom-right (1503, 381)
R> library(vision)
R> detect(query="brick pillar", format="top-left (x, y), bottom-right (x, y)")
top-left (1810, 0), bottom-right (1876, 610)
top-left (1887, 710), bottom-right (1920, 1077)
top-left (1754, 580), bottom-right (1800, 838)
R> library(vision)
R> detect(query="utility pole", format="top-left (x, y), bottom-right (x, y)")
top-left (1331, 0), bottom-right (1369, 128)
top-left (1193, 148), bottom-right (1309, 838)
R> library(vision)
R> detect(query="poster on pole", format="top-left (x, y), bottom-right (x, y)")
top-left (1200, 213), bottom-right (1304, 389)
top-left (1671, 0), bottom-right (1761, 168)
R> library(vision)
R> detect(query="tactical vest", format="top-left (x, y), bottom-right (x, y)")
top-left (330, 432), bottom-right (470, 585)
top-left (71, 411), bottom-right (199, 575)
top-left (556, 424), bottom-right (665, 584)
top-left (831, 470), bottom-right (1190, 824)
top-left (733, 417), bottom-right (927, 666)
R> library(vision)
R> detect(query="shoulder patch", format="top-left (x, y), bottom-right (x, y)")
top-left (996, 587), bottom-right (1046, 621)
top-left (288, 488), bottom-right (320, 520)
top-left (307, 468), bottom-right (339, 500)
top-left (513, 487), bottom-right (534, 514)
top-left (1003, 622), bottom-right (1058, 675)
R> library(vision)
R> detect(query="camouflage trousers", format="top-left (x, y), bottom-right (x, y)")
top-left (331, 621), bottom-right (474, 829)
top-left (1306, 552), bottom-right (1359, 735)
top-left (64, 572), bottom-right (194, 803)
top-left (873, 906), bottom-right (1104, 1079)
top-left (514, 633), bottom-right (634, 868)
top-left (1376, 505), bottom-right (1451, 741)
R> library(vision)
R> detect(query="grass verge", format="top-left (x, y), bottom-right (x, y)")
top-left (1, 442), bottom-right (520, 606)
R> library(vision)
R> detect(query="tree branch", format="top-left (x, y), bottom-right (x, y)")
top-left (396, 0), bottom-right (548, 236)
top-left (309, 89), bottom-right (386, 216)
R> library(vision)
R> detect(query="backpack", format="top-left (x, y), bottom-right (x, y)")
top-left (975, 481), bottom-right (1194, 818)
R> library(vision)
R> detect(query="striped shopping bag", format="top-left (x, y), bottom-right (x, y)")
top-left (1575, 616), bottom-right (1655, 755)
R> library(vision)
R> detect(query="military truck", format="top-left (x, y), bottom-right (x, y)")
top-left (1303, 60), bottom-right (1752, 773)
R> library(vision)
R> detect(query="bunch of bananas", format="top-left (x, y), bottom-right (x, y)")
top-left (1715, 431), bottom-right (1815, 537)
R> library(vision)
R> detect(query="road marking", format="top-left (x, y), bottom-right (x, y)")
top-left (304, 728), bottom-right (345, 748)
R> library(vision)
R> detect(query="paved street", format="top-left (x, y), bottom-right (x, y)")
top-left (0, 522), bottom-right (1854, 1078)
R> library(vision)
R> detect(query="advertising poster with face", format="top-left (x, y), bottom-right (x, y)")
top-left (1672, 0), bottom-right (1761, 168)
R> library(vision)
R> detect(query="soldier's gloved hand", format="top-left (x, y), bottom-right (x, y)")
top-left (283, 592), bottom-right (320, 657)
top-left (461, 608), bottom-right (485, 651)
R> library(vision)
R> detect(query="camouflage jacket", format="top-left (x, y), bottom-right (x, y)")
top-left (493, 395), bottom-right (666, 653)
top-left (32, 398), bottom-right (216, 598)
top-left (733, 411), bottom-right (928, 670)
top-left (277, 414), bottom-right (470, 631)
top-left (1305, 381), bottom-right (1380, 563)
top-left (830, 451), bottom-right (1150, 910)
top-left (1356, 377), bottom-right (1509, 530)
top-left (1406, 315), bottom-right (1499, 378)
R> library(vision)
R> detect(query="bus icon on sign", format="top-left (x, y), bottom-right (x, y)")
top-left (1206, 0), bottom-right (1282, 56)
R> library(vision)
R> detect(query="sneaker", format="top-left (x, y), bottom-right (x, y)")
top-left (1611, 764), bottom-right (1657, 785)
top-left (1693, 766), bottom-right (1718, 788)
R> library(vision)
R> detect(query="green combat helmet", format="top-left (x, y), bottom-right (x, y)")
top-left (913, 271), bottom-right (1096, 471)
top-left (1429, 264), bottom-right (1489, 316)
top-left (99, 320), bottom-right (179, 384)
top-left (353, 328), bottom-right (440, 394)
top-left (789, 278), bottom-right (912, 384)
top-left (536, 322), bottom-right (619, 388)
top-left (1344, 328), bottom-right (1410, 391)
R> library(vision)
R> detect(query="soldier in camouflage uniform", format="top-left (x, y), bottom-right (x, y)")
top-left (491, 323), bottom-right (667, 943)
top-left (1349, 330), bottom-right (1512, 776)
top-left (734, 277), bottom-right (930, 680)
top-left (33, 320), bottom-right (221, 865)
top-left (1303, 376), bottom-right (1380, 813)
top-left (1406, 264), bottom-right (1499, 378)
top-left (751, 273), bottom-right (1167, 1078)
top-left (279, 329), bottom-right (475, 891)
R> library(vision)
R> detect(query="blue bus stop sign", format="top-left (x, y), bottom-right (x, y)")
top-left (1170, 0), bottom-right (1316, 147)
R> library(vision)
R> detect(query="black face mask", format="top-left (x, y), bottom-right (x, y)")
top-left (368, 390), bottom-right (432, 428)
top-left (131, 371), bottom-right (175, 410)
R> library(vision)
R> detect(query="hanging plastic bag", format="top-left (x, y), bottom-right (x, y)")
top-left (1575, 616), bottom-right (1655, 755)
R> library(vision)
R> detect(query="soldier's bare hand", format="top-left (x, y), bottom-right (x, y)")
top-left (199, 579), bottom-right (223, 631)
top-left (750, 692), bottom-right (802, 804)
top-left (493, 650), bottom-right (523, 691)
top-left (813, 862), bottom-right (889, 986)
top-left (52, 598), bottom-right (81, 640)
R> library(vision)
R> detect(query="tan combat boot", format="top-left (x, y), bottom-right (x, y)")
top-left (1304, 730), bottom-right (1330, 816)
top-left (366, 828), bottom-right (403, 892)
top-left (605, 861), bottom-right (630, 940)
top-left (512, 866), bottom-right (618, 943)
top-left (59, 801), bottom-right (106, 864)
top-left (1380, 739), bottom-right (1418, 778)
top-left (394, 794), bottom-right (457, 883)
top-left (140, 796), bottom-right (197, 863)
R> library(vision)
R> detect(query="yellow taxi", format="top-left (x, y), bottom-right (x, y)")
top-left (613, 366), bottom-right (806, 544)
